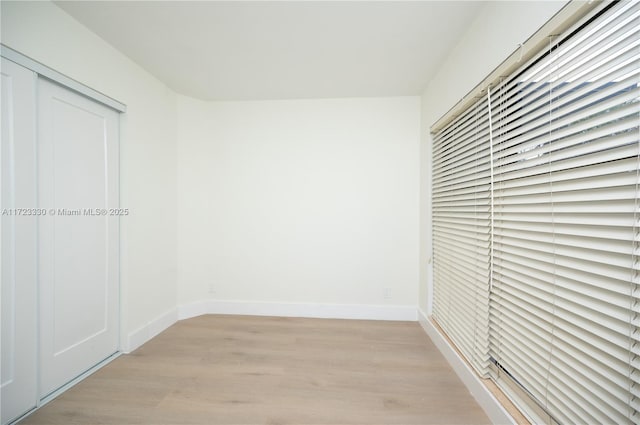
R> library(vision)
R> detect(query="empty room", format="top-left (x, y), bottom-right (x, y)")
top-left (1, 0), bottom-right (638, 424)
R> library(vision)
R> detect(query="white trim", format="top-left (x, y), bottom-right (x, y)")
top-left (125, 308), bottom-right (178, 353)
top-left (178, 300), bottom-right (417, 322)
top-left (178, 300), bottom-right (210, 320)
top-left (0, 44), bottom-right (126, 113)
top-left (126, 301), bottom-right (417, 354)
top-left (417, 309), bottom-right (515, 425)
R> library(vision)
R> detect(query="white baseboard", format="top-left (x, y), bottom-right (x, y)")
top-left (178, 299), bottom-right (417, 322)
top-left (126, 301), bottom-right (416, 354)
top-left (417, 309), bottom-right (515, 425)
top-left (125, 307), bottom-right (178, 353)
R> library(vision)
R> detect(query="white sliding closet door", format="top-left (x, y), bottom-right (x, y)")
top-left (1, 58), bottom-right (38, 425)
top-left (37, 78), bottom-right (120, 398)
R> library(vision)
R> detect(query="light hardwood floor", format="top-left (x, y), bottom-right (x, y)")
top-left (21, 315), bottom-right (490, 425)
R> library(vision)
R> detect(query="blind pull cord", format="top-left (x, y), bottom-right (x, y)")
top-left (487, 85), bottom-right (495, 293)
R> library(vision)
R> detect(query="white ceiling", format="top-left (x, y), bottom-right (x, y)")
top-left (55, 1), bottom-right (484, 101)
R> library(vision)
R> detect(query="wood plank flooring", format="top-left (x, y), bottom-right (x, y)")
top-left (21, 315), bottom-right (490, 424)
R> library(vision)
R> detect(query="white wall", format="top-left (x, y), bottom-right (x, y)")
top-left (177, 96), bottom-right (420, 314)
top-left (419, 0), bottom-right (568, 313)
top-left (1, 1), bottom-right (420, 348)
top-left (1, 1), bottom-right (178, 348)
top-left (1, 0), bottom-right (566, 351)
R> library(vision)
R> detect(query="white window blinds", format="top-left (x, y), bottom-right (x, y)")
top-left (432, 96), bottom-right (492, 375)
top-left (431, 1), bottom-right (640, 423)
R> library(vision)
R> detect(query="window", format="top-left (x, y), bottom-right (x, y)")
top-left (431, 1), bottom-right (640, 423)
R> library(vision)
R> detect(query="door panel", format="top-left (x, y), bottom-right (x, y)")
top-left (1, 59), bottom-right (38, 425)
top-left (37, 78), bottom-right (119, 398)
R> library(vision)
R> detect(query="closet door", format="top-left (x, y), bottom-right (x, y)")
top-left (37, 78), bottom-right (120, 398)
top-left (1, 59), bottom-right (38, 425)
